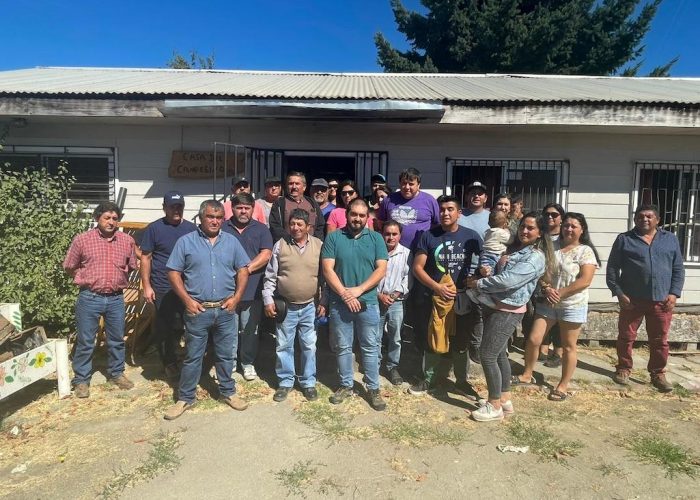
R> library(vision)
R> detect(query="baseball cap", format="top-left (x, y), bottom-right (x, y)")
top-left (467, 181), bottom-right (487, 192)
top-left (264, 176), bottom-right (282, 185)
top-left (163, 190), bottom-right (185, 206)
top-left (371, 173), bottom-right (387, 184)
top-left (311, 178), bottom-right (329, 188)
top-left (231, 175), bottom-right (249, 186)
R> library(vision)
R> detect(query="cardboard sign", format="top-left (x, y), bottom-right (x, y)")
top-left (168, 150), bottom-right (246, 179)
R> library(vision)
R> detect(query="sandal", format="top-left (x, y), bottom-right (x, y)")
top-left (548, 389), bottom-right (570, 401)
top-left (510, 375), bottom-right (536, 386)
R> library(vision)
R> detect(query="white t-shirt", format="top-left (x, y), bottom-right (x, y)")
top-left (552, 243), bottom-right (599, 308)
top-left (482, 227), bottom-right (514, 254)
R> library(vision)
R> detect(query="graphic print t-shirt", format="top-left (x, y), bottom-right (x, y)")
top-left (415, 226), bottom-right (482, 289)
top-left (378, 191), bottom-right (439, 249)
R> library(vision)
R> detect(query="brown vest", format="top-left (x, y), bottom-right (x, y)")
top-left (277, 236), bottom-right (322, 304)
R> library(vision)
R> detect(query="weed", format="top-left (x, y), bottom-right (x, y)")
top-left (295, 400), bottom-right (371, 441)
top-left (673, 384), bottom-right (693, 398)
top-left (505, 418), bottom-right (582, 462)
top-left (99, 431), bottom-right (182, 498)
top-left (627, 434), bottom-right (700, 478)
top-left (275, 460), bottom-right (317, 498)
top-left (594, 462), bottom-right (628, 478)
top-left (376, 419), bottom-right (469, 447)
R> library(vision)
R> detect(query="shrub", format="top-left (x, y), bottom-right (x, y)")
top-left (0, 162), bottom-right (91, 335)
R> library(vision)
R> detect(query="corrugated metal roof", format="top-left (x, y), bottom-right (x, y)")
top-left (0, 67), bottom-right (699, 105)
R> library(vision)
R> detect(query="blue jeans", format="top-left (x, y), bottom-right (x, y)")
top-left (179, 307), bottom-right (237, 404)
top-left (73, 289), bottom-right (126, 385)
top-left (275, 301), bottom-right (317, 388)
top-left (329, 301), bottom-right (381, 390)
top-left (379, 301), bottom-right (404, 371)
top-left (237, 300), bottom-right (262, 369)
top-left (479, 308), bottom-right (524, 400)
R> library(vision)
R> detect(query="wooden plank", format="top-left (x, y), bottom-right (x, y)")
top-left (0, 97), bottom-right (164, 118)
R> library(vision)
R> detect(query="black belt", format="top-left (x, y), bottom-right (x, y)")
top-left (82, 288), bottom-right (123, 297)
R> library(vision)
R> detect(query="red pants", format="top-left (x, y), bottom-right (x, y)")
top-left (616, 299), bottom-right (672, 374)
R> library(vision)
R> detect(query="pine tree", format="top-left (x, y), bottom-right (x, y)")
top-left (375, 0), bottom-right (676, 76)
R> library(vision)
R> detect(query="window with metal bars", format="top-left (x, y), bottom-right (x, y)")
top-left (0, 146), bottom-right (115, 205)
top-left (446, 158), bottom-right (569, 212)
top-left (636, 162), bottom-right (700, 262)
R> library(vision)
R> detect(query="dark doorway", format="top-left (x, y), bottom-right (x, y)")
top-left (284, 155), bottom-right (355, 194)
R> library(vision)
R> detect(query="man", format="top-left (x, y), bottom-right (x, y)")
top-left (458, 181), bottom-right (490, 237)
top-left (606, 204), bottom-right (685, 392)
top-left (377, 220), bottom-right (410, 385)
top-left (223, 176), bottom-right (266, 223)
top-left (409, 195), bottom-right (483, 397)
top-left (322, 198), bottom-right (388, 411)
top-left (377, 168), bottom-right (439, 249)
top-left (263, 208), bottom-right (324, 402)
top-left (63, 201), bottom-right (138, 398)
top-left (140, 191), bottom-right (197, 378)
top-left (327, 179), bottom-right (339, 205)
top-left (269, 171), bottom-right (325, 242)
top-left (255, 176), bottom-right (283, 227)
top-left (310, 178), bottom-right (335, 220)
top-left (222, 192), bottom-right (273, 381)
top-left (457, 180), bottom-right (490, 363)
top-left (164, 200), bottom-right (251, 420)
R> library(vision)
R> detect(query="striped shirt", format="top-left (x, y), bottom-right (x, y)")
top-left (377, 243), bottom-right (410, 297)
top-left (63, 228), bottom-right (138, 293)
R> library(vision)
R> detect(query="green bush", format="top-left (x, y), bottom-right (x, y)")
top-left (0, 162), bottom-right (91, 335)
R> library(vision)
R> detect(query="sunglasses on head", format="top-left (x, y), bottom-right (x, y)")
top-left (341, 189), bottom-right (356, 196)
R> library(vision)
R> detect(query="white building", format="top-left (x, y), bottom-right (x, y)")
top-left (1, 67), bottom-right (699, 318)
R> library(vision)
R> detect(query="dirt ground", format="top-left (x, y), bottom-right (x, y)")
top-left (2, 336), bottom-right (700, 499)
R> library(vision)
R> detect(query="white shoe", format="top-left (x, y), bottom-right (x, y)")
top-left (501, 400), bottom-right (514, 415)
top-left (242, 365), bottom-right (258, 381)
top-left (471, 402), bottom-right (504, 422)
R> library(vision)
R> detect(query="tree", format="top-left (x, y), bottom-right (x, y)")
top-left (166, 50), bottom-right (215, 69)
top-left (375, 0), bottom-right (677, 76)
top-left (0, 162), bottom-right (91, 335)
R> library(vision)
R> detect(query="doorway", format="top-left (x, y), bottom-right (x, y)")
top-left (285, 154), bottom-right (356, 194)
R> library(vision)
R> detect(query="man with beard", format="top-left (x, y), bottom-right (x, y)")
top-left (222, 192), bottom-right (273, 381)
top-left (255, 176), bottom-right (283, 227)
top-left (322, 198), bottom-right (388, 411)
top-left (140, 191), bottom-right (197, 378)
top-left (164, 200), bottom-right (250, 420)
top-left (310, 178), bottom-right (335, 221)
top-left (223, 176), bottom-right (266, 223)
top-left (269, 171), bottom-right (325, 242)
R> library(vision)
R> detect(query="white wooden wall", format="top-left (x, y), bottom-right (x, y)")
top-left (7, 118), bottom-right (700, 303)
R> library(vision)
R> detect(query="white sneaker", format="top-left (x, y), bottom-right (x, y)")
top-left (501, 400), bottom-right (514, 415)
top-left (242, 365), bottom-right (258, 381)
top-left (471, 402), bottom-right (504, 422)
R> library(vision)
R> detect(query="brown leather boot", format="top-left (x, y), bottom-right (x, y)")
top-left (651, 373), bottom-right (673, 393)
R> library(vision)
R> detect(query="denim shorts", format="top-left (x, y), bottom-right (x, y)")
top-left (535, 302), bottom-right (588, 324)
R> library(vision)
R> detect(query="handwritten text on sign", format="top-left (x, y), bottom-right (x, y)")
top-left (168, 151), bottom-right (246, 179)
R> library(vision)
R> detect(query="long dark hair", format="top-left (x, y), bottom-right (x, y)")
top-left (336, 180), bottom-right (358, 209)
top-left (517, 211), bottom-right (557, 285)
top-left (563, 212), bottom-right (601, 265)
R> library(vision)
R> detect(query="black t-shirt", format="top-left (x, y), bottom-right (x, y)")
top-left (415, 225), bottom-right (482, 289)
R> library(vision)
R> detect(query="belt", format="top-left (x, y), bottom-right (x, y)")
top-left (200, 300), bottom-right (224, 308)
top-left (82, 288), bottom-right (123, 297)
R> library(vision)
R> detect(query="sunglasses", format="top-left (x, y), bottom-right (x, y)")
top-left (544, 212), bottom-right (561, 219)
top-left (341, 190), bottom-right (356, 196)
top-left (313, 187), bottom-right (328, 192)
top-left (328, 185), bottom-right (338, 189)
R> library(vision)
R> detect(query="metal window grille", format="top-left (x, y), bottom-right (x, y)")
top-left (0, 146), bottom-right (116, 205)
top-left (636, 162), bottom-right (700, 262)
top-left (447, 158), bottom-right (569, 211)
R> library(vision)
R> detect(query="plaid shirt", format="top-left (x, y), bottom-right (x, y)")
top-left (63, 228), bottom-right (138, 293)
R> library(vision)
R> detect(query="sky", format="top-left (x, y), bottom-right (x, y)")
top-left (2, 0), bottom-right (699, 76)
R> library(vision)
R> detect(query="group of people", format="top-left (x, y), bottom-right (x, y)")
top-left (62, 167), bottom-right (686, 423)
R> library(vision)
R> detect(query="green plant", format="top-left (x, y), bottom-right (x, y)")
top-left (0, 162), bottom-right (90, 335)
top-left (506, 418), bottom-right (583, 462)
top-left (627, 434), bottom-right (700, 478)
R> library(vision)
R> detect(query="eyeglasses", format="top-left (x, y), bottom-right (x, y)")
top-left (312, 187), bottom-right (328, 192)
top-left (341, 190), bottom-right (356, 196)
top-left (544, 212), bottom-right (561, 219)
top-left (328, 185), bottom-right (338, 189)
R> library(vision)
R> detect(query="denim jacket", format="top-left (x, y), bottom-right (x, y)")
top-left (477, 245), bottom-right (546, 306)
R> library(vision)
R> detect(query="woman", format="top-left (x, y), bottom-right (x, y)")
top-left (326, 180), bottom-right (376, 233)
top-left (492, 193), bottom-right (518, 235)
top-left (514, 213), bottom-right (600, 401)
top-left (368, 184), bottom-right (391, 212)
top-left (538, 202), bottom-right (566, 366)
top-left (467, 212), bottom-right (555, 421)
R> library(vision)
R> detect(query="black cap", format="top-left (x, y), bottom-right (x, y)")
top-left (163, 190), bottom-right (185, 206)
top-left (231, 176), bottom-right (249, 186)
top-left (371, 173), bottom-right (387, 184)
top-left (467, 181), bottom-right (487, 192)
top-left (264, 176), bottom-right (282, 185)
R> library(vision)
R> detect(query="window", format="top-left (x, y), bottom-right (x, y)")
top-left (0, 146), bottom-right (116, 205)
top-left (636, 161), bottom-right (700, 262)
top-left (447, 158), bottom-right (569, 211)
